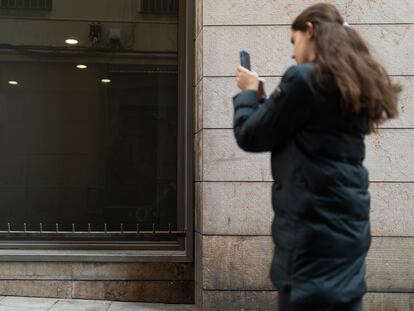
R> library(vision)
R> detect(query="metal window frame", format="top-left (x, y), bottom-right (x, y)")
top-left (0, 0), bottom-right (53, 10)
top-left (140, 0), bottom-right (179, 15)
top-left (0, 0), bottom-right (194, 263)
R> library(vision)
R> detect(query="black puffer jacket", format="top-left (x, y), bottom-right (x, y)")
top-left (233, 63), bottom-right (371, 305)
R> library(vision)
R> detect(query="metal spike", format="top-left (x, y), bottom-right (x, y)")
top-left (168, 223), bottom-right (171, 233)
top-left (104, 223), bottom-right (107, 233)
top-left (152, 223), bottom-right (155, 233)
top-left (40, 223), bottom-right (43, 233)
top-left (120, 223), bottom-right (123, 233)
top-left (72, 223), bottom-right (75, 233)
top-left (88, 223), bottom-right (91, 233)
top-left (7, 223), bottom-right (10, 232)
top-left (23, 223), bottom-right (27, 232)
top-left (56, 223), bottom-right (59, 233)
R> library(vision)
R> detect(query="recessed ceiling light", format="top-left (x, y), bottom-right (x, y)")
top-left (101, 79), bottom-right (111, 84)
top-left (8, 81), bottom-right (18, 85)
top-left (76, 64), bottom-right (87, 69)
top-left (65, 39), bottom-right (78, 45)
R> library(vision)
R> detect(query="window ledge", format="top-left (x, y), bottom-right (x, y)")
top-left (0, 249), bottom-right (191, 262)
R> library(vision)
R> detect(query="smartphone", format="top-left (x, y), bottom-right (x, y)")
top-left (240, 50), bottom-right (251, 71)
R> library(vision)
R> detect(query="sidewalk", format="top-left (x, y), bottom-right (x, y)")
top-left (0, 296), bottom-right (196, 310)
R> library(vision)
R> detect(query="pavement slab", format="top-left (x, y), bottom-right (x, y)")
top-left (0, 297), bottom-right (195, 311)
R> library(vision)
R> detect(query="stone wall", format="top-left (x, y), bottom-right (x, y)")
top-left (0, 262), bottom-right (194, 303)
top-left (195, 1), bottom-right (414, 310)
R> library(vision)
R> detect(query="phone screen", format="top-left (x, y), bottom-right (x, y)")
top-left (240, 50), bottom-right (251, 71)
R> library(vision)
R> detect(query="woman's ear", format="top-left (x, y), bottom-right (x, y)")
top-left (306, 22), bottom-right (314, 39)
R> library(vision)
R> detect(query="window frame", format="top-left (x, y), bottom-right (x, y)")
top-left (0, 0), bottom-right (194, 263)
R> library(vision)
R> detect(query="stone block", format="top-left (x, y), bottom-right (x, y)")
top-left (202, 76), bottom-right (413, 129)
top-left (0, 280), bottom-right (72, 298)
top-left (203, 130), bottom-right (271, 182)
top-left (194, 0), bottom-right (203, 38)
top-left (370, 183), bottom-right (414, 236)
top-left (199, 236), bottom-right (414, 291)
top-left (204, 77), bottom-right (281, 129)
top-left (72, 280), bottom-right (194, 304)
top-left (347, 0), bottom-right (414, 24)
top-left (195, 31), bottom-right (203, 84)
top-left (365, 129), bottom-right (414, 182)
top-left (196, 291), bottom-right (414, 311)
top-left (203, 25), bottom-right (414, 77)
top-left (202, 290), bottom-right (278, 311)
top-left (196, 181), bottom-right (414, 237)
top-left (201, 129), bottom-right (414, 182)
top-left (203, 0), bottom-right (346, 26)
top-left (202, 236), bottom-right (274, 290)
top-left (194, 80), bottom-right (203, 133)
top-left (200, 182), bottom-right (273, 235)
top-left (194, 131), bottom-right (203, 182)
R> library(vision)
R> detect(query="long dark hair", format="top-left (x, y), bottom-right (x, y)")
top-left (292, 3), bottom-right (401, 133)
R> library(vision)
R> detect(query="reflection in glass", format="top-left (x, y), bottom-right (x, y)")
top-left (0, 0), bottom-right (179, 234)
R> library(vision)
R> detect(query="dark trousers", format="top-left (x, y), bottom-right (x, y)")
top-left (278, 289), bottom-right (363, 311)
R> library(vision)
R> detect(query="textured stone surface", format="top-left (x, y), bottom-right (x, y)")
top-left (194, 131), bottom-right (203, 182)
top-left (194, 80), bottom-right (203, 134)
top-left (72, 281), bottom-right (194, 304)
top-left (365, 130), bottom-right (414, 182)
top-left (389, 76), bottom-right (414, 129)
top-left (201, 290), bottom-right (278, 311)
top-left (198, 291), bottom-right (414, 311)
top-left (196, 0), bottom-right (414, 309)
top-left (203, 25), bottom-right (414, 77)
top-left (347, 0), bottom-right (414, 24)
top-left (195, 31), bottom-right (203, 84)
top-left (109, 301), bottom-right (195, 311)
top-left (197, 182), bottom-right (414, 237)
top-left (203, 0), bottom-right (414, 25)
top-left (200, 236), bottom-right (414, 291)
top-left (200, 182), bottom-right (273, 235)
top-left (203, 77), bottom-right (281, 129)
top-left (203, 0), bottom-right (346, 25)
top-left (357, 24), bottom-right (414, 76)
top-left (0, 262), bottom-right (193, 281)
top-left (203, 130), bottom-right (271, 182)
top-left (202, 129), bottom-right (414, 182)
top-left (366, 238), bottom-right (414, 291)
top-left (195, 182), bottom-right (203, 234)
top-left (363, 293), bottom-right (414, 311)
top-left (0, 280), bottom-right (72, 298)
top-left (203, 25), bottom-right (293, 77)
top-left (70, 263), bottom-right (193, 281)
top-left (195, 284), bottom-right (203, 311)
top-left (202, 236), bottom-right (274, 290)
top-left (194, 0), bottom-right (203, 38)
top-left (203, 76), bottom-right (413, 129)
top-left (370, 183), bottom-right (414, 236)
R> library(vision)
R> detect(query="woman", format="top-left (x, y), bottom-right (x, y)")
top-left (233, 3), bottom-right (400, 311)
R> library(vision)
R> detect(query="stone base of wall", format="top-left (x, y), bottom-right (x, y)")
top-left (0, 262), bottom-right (194, 304)
top-left (195, 289), bottom-right (414, 311)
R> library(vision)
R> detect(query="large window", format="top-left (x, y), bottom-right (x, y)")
top-left (0, 0), bottom-right (193, 259)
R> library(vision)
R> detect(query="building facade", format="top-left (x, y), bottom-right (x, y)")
top-left (0, 0), bottom-right (412, 310)
top-left (194, 0), bottom-right (414, 310)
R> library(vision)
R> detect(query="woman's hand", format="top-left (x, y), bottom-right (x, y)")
top-left (258, 78), bottom-right (266, 101)
top-left (236, 65), bottom-right (260, 90)
top-left (236, 66), bottom-right (266, 100)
